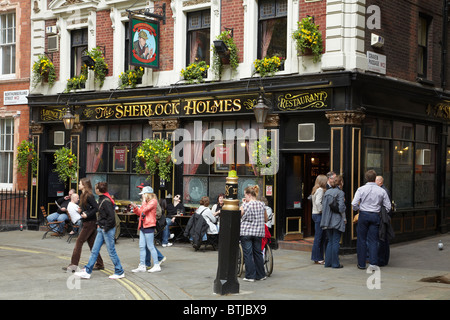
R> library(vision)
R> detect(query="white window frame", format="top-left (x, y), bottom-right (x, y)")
top-left (0, 12), bottom-right (16, 79)
top-left (0, 117), bottom-right (14, 188)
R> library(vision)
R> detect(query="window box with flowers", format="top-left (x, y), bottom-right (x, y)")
top-left (32, 55), bottom-right (57, 88)
top-left (119, 67), bottom-right (144, 89)
top-left (253, 56), bottom-right (283, 77)
top-left (292, 16), bottom-right (324, 63)
top-left (16, 140), bottom-right (39, 177)
top-left (53, 147), bottom-right (80, 186)
top-left (134, 139), bottom-right (173, 182)
top-left (65, 65), bottom-right (88, 93)
top-left (180, 60), bottom-right (209, 84)
top-left (211, 30), bottom-right (239, 80)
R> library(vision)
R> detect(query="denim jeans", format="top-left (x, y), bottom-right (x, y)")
top-left (47, 212), bottom-right (68, 233)
top-left (85, 227), bottom-right (123, 275)
top-left (240, 235), bottom-right (265, 280)
top-left (162, 217), bottom-right (175, 245)
top-left (139, 230), bottom-right (159, 267)
top-left (311, 214), bottom-right (326, 262)
top-left (324, 229), bottom-right (341, 268)
top-left (357, 211), bottom-right (380, 267)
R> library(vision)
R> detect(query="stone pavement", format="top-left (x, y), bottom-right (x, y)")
top-left (0, 230), bottom-right (449, 301)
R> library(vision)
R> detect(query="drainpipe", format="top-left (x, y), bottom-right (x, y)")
top-left (442, 0), bottom-right (448, 90)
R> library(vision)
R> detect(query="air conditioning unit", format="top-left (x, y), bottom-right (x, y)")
top-left (298, 123), bottom-right (315, 142)
top-left (54, 131), bottom-right (65, 146)
top-left (46, 26), bottom-right (57, 35)
top-left (48, 35), bottom-right (59, 52)
top-left (416, 149), bottom-right (431, 166)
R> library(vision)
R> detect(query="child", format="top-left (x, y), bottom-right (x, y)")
top-left (67, 193), bottom-right (82, 234)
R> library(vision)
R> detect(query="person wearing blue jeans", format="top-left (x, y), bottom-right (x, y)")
top-left (47, 189), bottom-right (75, 234)
top-left (75, 182), bottom-right (124, 279)
top-left (163, 194), bottom-right (184, 246)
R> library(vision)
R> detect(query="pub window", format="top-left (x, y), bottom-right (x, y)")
top-left (0, 12), bottom-right (15, 75)
top-left (85, 123), bottom-right (153, 202)
top-left (258, 0), bottom-right (287, 61)
top-left (0, 118), bottom-right (14, 186)
top-left (363, 117), bottom-right (438, 209)
top-left (187, 10), bottom-right (211, 66)
top-left (418, 15), bottom-right (430, 78)
top-left (71, 29), bottom-right (88, 78)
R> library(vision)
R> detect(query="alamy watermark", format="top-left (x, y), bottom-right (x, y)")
top-left (366, 266), bottom-right (381, 290)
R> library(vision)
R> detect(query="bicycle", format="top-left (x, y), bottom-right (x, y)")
top-left (237, 239), bottom-right (273, 278)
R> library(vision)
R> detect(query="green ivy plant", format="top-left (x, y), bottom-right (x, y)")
top-left (16, 140), bottom-right (38, 177)
top-left (135, 139), bottom-right (173, 182)
top-left (211, 30), bottom-right (239, 80)
top-left (53, 147), bottom-right (79, 185)
top-left (86, 47), bottom-right (109, 87)
top-left (250, 136), bottom-right (277, 176)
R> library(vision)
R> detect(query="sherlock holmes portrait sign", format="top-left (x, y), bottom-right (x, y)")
top-left (129, 16), bottom-right (159, 69)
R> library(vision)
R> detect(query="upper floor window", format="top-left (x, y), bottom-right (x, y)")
top-left (187, 10), bottom-right (210, 65)
top-left (418, 15), bottom-right (430, 78)
top-left (0, 13), bottom-right (15, 75)
top-left (71, 29), bottom-right (88, 77)
top-left (258, 0), bottom-right (287, 59)
top-left (0, 118), bottom-right (14, 185)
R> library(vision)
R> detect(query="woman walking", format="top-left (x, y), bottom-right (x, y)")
top-left (310, 174), bottom-right (327, 265)
top-left (321, 175), bottom-right (346, 268)
top-left (64, 178), bottom-right (104, 272)
top-left (75, 182), bottom-right (124, 279)
top-left (130, 186), bottom-right (162, 273)
top-left (240, 185), bottom-right (268, 282)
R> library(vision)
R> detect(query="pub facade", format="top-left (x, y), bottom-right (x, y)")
top-left (27, 0), bottom-right (450, 249)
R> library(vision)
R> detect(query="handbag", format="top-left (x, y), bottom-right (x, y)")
top-left (329, 194), bottom-right (340, 213)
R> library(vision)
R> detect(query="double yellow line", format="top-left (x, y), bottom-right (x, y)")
top-left (0, 245), bottom-right (152, 300)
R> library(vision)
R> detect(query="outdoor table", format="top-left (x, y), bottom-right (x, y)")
top-left (117, 211), bottom-right (137, 241)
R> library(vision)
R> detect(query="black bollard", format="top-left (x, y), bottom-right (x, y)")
top-left (213, 175), bottom-right (240, 295)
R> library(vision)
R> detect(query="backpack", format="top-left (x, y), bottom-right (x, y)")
top-left (329, 194), bottom-right (340, 213)
top-left (155, 202), bottom-right (167, 233)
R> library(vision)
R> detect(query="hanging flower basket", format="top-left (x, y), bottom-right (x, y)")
top-left (250, 136), bottom-right (277, 176)
top-left (85, 47), bottom-right (109, 87)
top-left (134, 139), bottom-right (173, 182)
top-left (292, 16), bottom-right (324, 63)
top-left (211, 30), bottom-right (239, 80)
top-left (53, 147), bottom-right (79, 185)
top-left (17, 140), bottom-right (38, 177)
top-left (32, 55), bottom-right (57, 88)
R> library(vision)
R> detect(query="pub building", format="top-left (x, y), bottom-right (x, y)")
top-left (27, 70), bottom-right (450, 250)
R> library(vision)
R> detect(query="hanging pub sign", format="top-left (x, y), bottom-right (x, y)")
top-left (129, 15), bottom-right (159, 69)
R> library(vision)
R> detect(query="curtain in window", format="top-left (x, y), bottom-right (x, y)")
top-left (260, 19), bottom-right (276, 58)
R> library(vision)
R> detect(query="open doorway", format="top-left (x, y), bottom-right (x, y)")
top-left (283, 153), bottom-right (330, 238)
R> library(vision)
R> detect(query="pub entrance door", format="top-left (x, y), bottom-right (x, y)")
top-left (283, 153), bottom-right (330, 238)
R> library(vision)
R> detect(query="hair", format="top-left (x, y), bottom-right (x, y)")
top-left (244, 185), bottom-right (260, 198)
top-left (334, 175), bottom-right (344, 188)
top-left (199, 196), bottom-right (210, 207)
top-left (365, 170), bottom-right (377, 182)
top-left (216, 193), bottom-right (224, 203)
top-left (95, 181), bottom-right (108, 193)
top-left (326, 171), bottom-right (336, 179)
top-left (159, 198), bottom-right (167, 211)
top-left (79, 178), bottom-right (93, 207)
top-left (261, 196), bottom-right (269, 206)
top-left (142, 193), bottom-right (156, 202)
top-left (71, 193), bottom-right (79, 201)
top-left (312, 174), bottom-right (327, 195)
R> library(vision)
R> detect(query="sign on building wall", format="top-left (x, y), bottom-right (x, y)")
top-left (367, 51), bottom-right (386, 75)
top-left (4, 90), bottom-right (29, 105)
top-left (129, 16), bottom-right (159, 69)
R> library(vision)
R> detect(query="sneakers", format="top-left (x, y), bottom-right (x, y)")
top-left (148, 264), bottom-right (161, 273)
top-left (109, 273), bottom-right (125, 280)
top-left (74, 268), bottom-right (91, 279)
top-left (162, 242), bottom-right (173, 247)
top-left (169, 233), bottom-right (175, 239)
top-left (243, 278), bottom-right (255, 282)
top-left (132, 264), bottom-right (147, 273)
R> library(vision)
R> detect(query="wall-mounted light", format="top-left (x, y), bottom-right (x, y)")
top-left (253, 91), bottom-right (270, 124)
top-left (62, 108), bottom-right (75, 130)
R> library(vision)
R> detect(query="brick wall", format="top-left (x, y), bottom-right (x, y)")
top-left (159, 0), bottom-right (174, 71)
top-left (96, 10), bottom-right (114, 72)
top-left (300, 0), bottom-right (327, 53)
top-left (221, 0), bottom-right (245, 63)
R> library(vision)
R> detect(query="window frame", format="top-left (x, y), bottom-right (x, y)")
top-left (70, 28), bottom-right (88, 78)
top-left (0, 12), bottom-right (15, 76)
top-left (186, 9), bottom-right (211, 66)
top-left (0, 118), bottom-right (14, 187)
top-left (257, 0), bottom-right (287, 60)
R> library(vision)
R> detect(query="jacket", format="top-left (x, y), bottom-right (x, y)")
top-left (184, 213), bottom-right (208, 249)
top-left (134, 198), bottom-right (157, 230)
top-left (379, 205), bottom-right (395, 242)
top-left (97, 195), bottom-right (116, 232)
top-left (80, 194), bottom-right (99, 222)
top-left (321, 187), bottom-right (346, 233)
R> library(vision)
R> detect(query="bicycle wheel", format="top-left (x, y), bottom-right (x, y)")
top-left (237, 243), bottom-right (244, 277)
top-left (264, 243), bottom-right (273, 276)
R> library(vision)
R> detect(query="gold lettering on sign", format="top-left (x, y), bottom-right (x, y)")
top-left (427, 101), bottom-right (450, 120)
top-left (277, 92), bottom-right (328, 111)
top-left (184, 99), bottom-right (241, 115)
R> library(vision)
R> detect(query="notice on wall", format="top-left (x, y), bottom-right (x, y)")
top-left (367, 51), bottom-right (386, 75)
top-left (4, 90), bottom-right (29, 105)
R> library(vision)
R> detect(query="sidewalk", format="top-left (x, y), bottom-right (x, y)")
top-left (0, 230), bottom-right (449, 300)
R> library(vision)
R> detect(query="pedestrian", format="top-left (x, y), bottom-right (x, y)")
top-left (240, 185), bottom-right (268, 282)
top-left (326, 171), bottom-right (336, 189)
top-left (47, 189), bottom-right (75, 235)
top-left (376, 175), bottom-right (394, 266)
top-left (130, 186), bottom-right (162, 273)
top-left (63, 178), bottom-right (104, 272)
top-left (321, 175), bottom-right (346, 268)
top-left (352, 170), bottom-right (391, 270)
top-left (310, 174), bottom-right (327, 265)
top-left (75, 182), bottom-right (125, 279)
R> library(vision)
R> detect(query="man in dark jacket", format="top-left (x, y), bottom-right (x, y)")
top-left (75, 182), bottom-right (124, 280)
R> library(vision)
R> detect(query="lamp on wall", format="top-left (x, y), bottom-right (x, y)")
top-left (253, 90), bottom-right (270, 124)
top-left (62, 108), bottom-right (75, 130)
